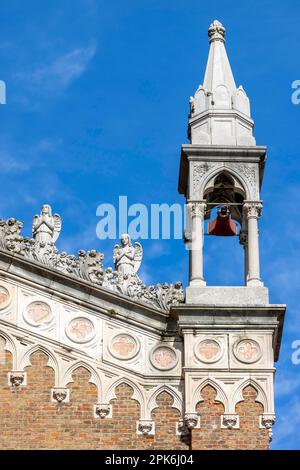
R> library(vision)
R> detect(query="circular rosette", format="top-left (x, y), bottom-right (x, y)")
top-left (233, 339), bottom-right (262, 364)
top-left (23, 301), bottom-right (53, 327)
top-left (65, 317), bottom-right (95, 343)
top-left (150, 345), bottom-right (178, 371)
top-left (109, 333), bottom-right (140, 360)
top-left (195, 339), bottom-right (223, 364)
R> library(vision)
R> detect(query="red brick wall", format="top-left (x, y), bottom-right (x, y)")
top-left (0, 347), bottom-right (188, 450)
top-left (192, 384), bottom-right (269, 450)
top-left (0, 342), bottom-right (269, 450)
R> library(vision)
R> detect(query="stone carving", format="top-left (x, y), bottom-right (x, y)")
top-left (110, 334), bottom-right (139, 360)
top-left (150, 346), bottom-right (177, 371)
top-left (0, 208), bottom-right (184, 313)
top-left (239, 231), bottom-right (248, 247)
top-left (65, 317), bottom-right (95, 343)
top-left (222, 414), bottom-right (238, 429)
top-left (95, 404), bottom-right (111, 419)
top-left (243, 202), bottom-right (262, 219)
top-left (261, 414), bottom-right (275, 442)
top-left (0, 286), bottom-right (10, 309)
top-left (24, 301), bottom-right (53, 327)
top-left (225, 163), bottom-right (256, 189)
top-left (9, 372), bottom-right (25, 387)
top-left (176, 420), bottom-right (189, 437)
top-left (195, 339), bottom-right (222, 363)
top-left (192, 163), bottom-right (212, 197)
top-left (261, 414), bottom-right (275, 429)
top-left (234, 339), bottom-right (261, 364)
top-left (137, 420), bottom-right (154, 435)
top-left (189, 202), bottom-right (207, 219)
top-left (52, 389), bottom-right (68, 403)
top-left (113, 234), bottom-right (142, 277)
top-left (208, 19), bottom-right (226, 43)
top-left (32, 204), bottom-right (61, 245)
top-left (184, 413), bottom-right (199, 430)
top-left (0, 218), bottom-right (24, 254)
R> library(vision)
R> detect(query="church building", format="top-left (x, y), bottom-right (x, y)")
top-left (0, 20), bottom-right (285, 450)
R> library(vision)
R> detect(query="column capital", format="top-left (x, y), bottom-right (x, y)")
top-left (188, 201), bottom-right (207, 218)
top-left (243, 201), bottom-right (263, 219)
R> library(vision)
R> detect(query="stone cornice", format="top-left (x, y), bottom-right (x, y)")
top-left (0, 249), bottom-right (170, 335)
top-left (178, 145), bottom-right (267, 196)
top-left (171, 304), bottom-right (286, 361)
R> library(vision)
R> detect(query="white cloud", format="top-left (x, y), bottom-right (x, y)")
top-left (17, 44), bottom-right (97, 91)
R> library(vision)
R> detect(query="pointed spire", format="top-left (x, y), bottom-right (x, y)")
top-left (203, 20), bottom-right (236, 96)
top-left (188, 20), bottom-right (255, 146)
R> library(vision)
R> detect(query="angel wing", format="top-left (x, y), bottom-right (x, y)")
top-left (133, 242), bottom-right (143, 273)
top-left (52, 214), bottom-right (62, 243)
top-left (113, 244), bottom-right (120, 267)
top-left (32, 215), bottom-right (39, 237)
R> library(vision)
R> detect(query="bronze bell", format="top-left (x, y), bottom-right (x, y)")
top-left (207, 206), bottom-right (237, 236)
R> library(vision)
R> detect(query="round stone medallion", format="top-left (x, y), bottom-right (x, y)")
top-left (150, 345), bottom-right (178, 371)
top-left (0, 286), bottom-right (10, 310)
top-left (233, 339), bottom-right (262, 364)
top-left (195, 339), bottom-right (222, 363)
top-left (110, 334), bottom-right (139, 360)
top-left (65, 317), bottom-right (95, 343)
top-left (24, 301), bottom-right (53, 327)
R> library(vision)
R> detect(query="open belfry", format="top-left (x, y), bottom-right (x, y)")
top-left (0, 21), bottom-right (285, 450)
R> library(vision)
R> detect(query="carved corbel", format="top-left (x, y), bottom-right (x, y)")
top-left (136, 420), bottom-right (155, 436)
top-left (94, 403), bottom-right (112, 419)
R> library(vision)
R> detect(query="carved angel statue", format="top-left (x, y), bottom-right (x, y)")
top-left (32, 204), bottom-right (62, 245)
top-left (113, 234), bottom-right (142, 277)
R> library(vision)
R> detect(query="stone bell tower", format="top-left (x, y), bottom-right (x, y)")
top-left (175, 20), bottom-right (285, 449)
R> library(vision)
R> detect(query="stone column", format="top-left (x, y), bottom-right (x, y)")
top-left (243, 202), bottom-right (263, 286)
top-left (188, 202), bottom-right (206, 287)
top-left (239, 231), bottom-right (248, 285)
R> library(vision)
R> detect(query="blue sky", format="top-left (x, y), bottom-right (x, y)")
top-left (0, 0), bottom-right (299, 449)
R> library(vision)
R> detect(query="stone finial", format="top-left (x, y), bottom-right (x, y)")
top-left (208, 20), bottom-right (226, 43)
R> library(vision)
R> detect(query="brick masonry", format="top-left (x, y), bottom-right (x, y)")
top-left (0, 344), bottom-right (270, 450)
